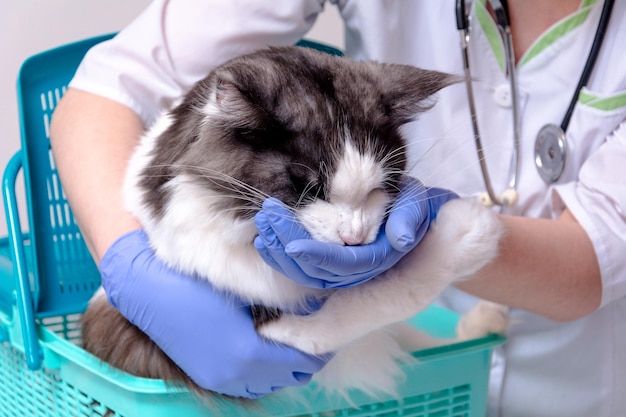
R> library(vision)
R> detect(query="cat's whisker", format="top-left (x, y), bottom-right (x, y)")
top-left (383, 184), bottom-right (461, 217)
top-left (143, 163), bottom-right (275, 211)
top-left (382, 184), bottom-right (433, 216)
top-left (214, 205), bottom-right (262, 216)
top-left (402, 127), bottom-right (510, 192)
top-left (182, 164), bottom-right (271, 203)
top-left (296, 180), bottom-right (321, 210)
top-left (290, 162), bottom-right (319, 177)
top-left (319, 160), bottom-right (329, 183)
top-left (379, 141), bottom-right (411, 163)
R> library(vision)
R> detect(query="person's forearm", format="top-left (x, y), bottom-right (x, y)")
top-left (455, 210), bottom-right (602, 322)
top-left (50, 88), bottom-right (144, 262)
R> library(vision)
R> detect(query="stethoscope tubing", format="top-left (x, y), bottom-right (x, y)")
top-left (458, 0), bottom-right (520, 206)
top-left (560, 0), bottom-right (614, 132)
top-left (457, 0), bottom-right (614, 206)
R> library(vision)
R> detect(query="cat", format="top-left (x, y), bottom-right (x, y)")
top-left (81, 45), bottom-right (508, 405)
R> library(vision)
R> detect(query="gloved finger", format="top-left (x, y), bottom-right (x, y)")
top-left (260, 196), bottom-right (389, 281)
top-left (395, 176), bottom-right (430, 209)
top-left (261, 198), bottom-right (311, 244)
top-left (245, 373), bottom-right (311, 397)
top-left (254, 212), bottom-right (324, 289)
top-left (292, 372), bottom-right (314, 384)
top-left (386, 185), bottom-right (459, 251)
top-left (244, 343), bottom-right (328, 396)
top-left (426, 187), bottom-right (459, 220)
top-left (384, 178), bottom-right (430, 251)
top-left (385, 206), bottom-right (427, 252)
top-left (273, 344), bottom-right (329, 377)
top-left (253, 235), bottom-right (287, 276)
top-left (285, 229), bottom-right (392, 279)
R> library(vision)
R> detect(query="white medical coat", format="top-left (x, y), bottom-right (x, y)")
top-left (70, 1), bottom-right (626, 416)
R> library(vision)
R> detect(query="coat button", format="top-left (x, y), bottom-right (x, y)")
top-left (493, 84), bottom-right (512, 107)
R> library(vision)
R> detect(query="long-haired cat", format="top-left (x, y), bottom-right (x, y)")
top-left (81, 45), bottom-right (507, 406)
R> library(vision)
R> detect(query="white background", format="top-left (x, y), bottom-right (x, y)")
top-left (0, 2), bottom-right (343, 237)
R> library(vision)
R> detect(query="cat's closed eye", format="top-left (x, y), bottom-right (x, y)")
top-left (288, 169), bottom-right (325, 204)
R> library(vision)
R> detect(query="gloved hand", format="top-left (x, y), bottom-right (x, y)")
top-left (254, 176), bottom-right (457, 289)
top-left (99, 229), bottom-right (327, 399)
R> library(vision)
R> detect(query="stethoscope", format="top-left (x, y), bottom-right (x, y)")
top-left (455, 0), bottom-right (614, 207)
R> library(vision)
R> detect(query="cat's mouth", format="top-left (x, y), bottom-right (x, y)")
top-left (296, 191), bottom-right (390, 247)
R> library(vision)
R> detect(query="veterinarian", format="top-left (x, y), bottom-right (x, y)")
top-left (50, 1), bottom-right (626, 416)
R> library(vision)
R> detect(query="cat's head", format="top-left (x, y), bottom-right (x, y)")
top-left (149, 46), bottom-right (457, 245)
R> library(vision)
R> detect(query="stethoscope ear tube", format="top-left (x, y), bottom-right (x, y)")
top-left (456, 0), bottom-right (468, 30)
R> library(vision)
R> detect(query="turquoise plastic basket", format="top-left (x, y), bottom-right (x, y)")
top-left (1, 34), bottom-right (113, 371)
top-left (0, 35), bottom-right (504, 417)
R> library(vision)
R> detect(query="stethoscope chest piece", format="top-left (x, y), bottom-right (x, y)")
top-left (534, 123), bottom-right (567, 183)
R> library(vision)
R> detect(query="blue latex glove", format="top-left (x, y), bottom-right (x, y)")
top-left (254, 177), bottom-right (457, 289)
top-left (99, 229), bottom-right (326, 399)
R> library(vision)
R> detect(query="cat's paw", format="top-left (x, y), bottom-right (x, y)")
top-left (430, 198), bottom-right (502, 277)
top-left (456, 301), bottom-right (509, 341)
top-left (258, 314), bottom-right (334, 356)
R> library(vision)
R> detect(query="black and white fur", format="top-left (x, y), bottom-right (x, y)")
top-left (82, 46), bottom-right (507, 403)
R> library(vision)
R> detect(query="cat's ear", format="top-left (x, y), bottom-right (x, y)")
top-left (205, 69), bottom-right (270, 131)
top-left (204, 69), bottom-right (281, 144)
top-left (376, 64), bottom-right (462, 123)
top-left (211, 76), bottom-right (257, 120)
top-left (214, 77), bottom-right (241, 109)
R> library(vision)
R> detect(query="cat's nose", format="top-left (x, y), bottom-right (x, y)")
top-left (339, 231), bottom-right (366, 246)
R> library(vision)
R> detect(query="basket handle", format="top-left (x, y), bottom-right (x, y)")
top-left (2, 151), bottom-right (42, 370)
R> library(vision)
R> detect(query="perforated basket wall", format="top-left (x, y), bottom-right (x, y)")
top-left (0, 333), bottom-right (122, 417)
top-left (0, 308), bottom-right (501, 417)
top-left (16, 49), bottom-right (103, 318)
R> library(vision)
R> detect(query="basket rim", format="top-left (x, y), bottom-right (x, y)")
top-left (38, 305), bottom-right (504, 395)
